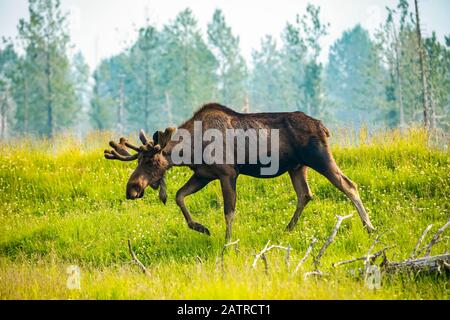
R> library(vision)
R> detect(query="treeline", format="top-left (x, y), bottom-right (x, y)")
top-left (0, 0), bottom-right (449, 138)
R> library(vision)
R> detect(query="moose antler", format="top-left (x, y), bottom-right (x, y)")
top-left (139, 129), bottom-right (152, 146)
top-left (104, 128), bottom-right (176, 162)
top-left (104, 136), bottom-right (140, 161)
top-left (153, 127), bottom-right (177, 150)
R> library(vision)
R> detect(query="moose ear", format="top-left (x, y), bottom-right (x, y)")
top-left (152, 131), bottom-right (159, 145)
top-left (155, 127), bottom-right (176, 150)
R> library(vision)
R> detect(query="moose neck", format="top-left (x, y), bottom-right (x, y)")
top-left (161, 140), bottom-right (182, 169)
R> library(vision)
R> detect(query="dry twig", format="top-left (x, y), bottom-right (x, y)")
top-left (252, 240), bottom-right (291, 274)
top-left (313, 214), bottom-right (353, 268)
top-left (424, 219), bottom-right (450, 257)
top-left (333, 246), bottom-right (396, 267)
top-left (294, 237), bottom-right (317, 274)
top-left (410, 224), bottom-right (433, 259)
top-left (127, 239), bottom-right (147, 274)
top-left (221, 239), bottom-right (240, 271)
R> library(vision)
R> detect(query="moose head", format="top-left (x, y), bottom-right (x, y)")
top-left (104, 128), bottom-right (176, 203)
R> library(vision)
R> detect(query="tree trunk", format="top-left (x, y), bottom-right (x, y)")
top-left (24, 76), bottom-right (29, 132)
top-left (0, 94), bottom-right (7, 139)
top-left (242, 94), bottom-right (250, 113)
top-left (144, 53), bottom-right (149, 132)
top-left (165, 91), bottom-right (173, 126)
top-left (118, 75), bottom-right (125, 134)
top-left (46, 47), bottom-right (53, 138)
top-left (414, 0), bottom-right (429, 129)
top-left (392, 21), bottom-right (405, 129)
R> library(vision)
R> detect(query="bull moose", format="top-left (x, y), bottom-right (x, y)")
top-left (104, 103), bottom-right (375, 242)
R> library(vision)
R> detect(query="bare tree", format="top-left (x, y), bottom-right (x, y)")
top-left (414, 0), bottom-right (430, 128)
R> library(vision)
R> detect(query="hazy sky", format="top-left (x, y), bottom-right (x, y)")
top-left (1, 0), bottom-right (449, 69)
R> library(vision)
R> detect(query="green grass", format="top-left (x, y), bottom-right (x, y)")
top-left (0, 128), bottom-right (449, 299)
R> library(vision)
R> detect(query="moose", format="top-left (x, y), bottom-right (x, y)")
top-left (104, 103), bottom-right (375, 242)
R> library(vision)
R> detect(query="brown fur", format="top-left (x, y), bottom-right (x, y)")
top-left (106, 103), bottom-right (375, 242)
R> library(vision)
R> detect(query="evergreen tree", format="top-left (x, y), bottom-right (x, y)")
top-left (17, 0), bottom-right (78, 136)
top-left (375, 0), bottom-right (424, 126)
top-left (325, 25), bottom-right (385, 125)
top-left (281, 4), bottom-right (328, 116)
top-left (126, 22), bottom-right (161, 132)
top-left (159, 8), bottom-right (217, 123)
top-left (71, 52), bottom-right (91, 133)
top-left (250, 35), bottom-right (285, 112)
top-left (0, 40), bottom-right (18, 138)
top-left (89, 54), bottom-right (127, 131)
top-left (207, 9), bottom-right (247, 107)
top-left (425, 33), bottom-right (450, 130)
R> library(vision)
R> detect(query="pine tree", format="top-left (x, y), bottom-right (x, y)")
top-left (281, 4), bottom-right (328, 116)
top-left (325, 25), bottom-right (385, 125)
top-left (207, 9), bottom-right (247, 107)
top-left (375, 0), bottom-right (425, 126)
top-left (127, 22), bottom-right (160, 132)
top-left (250, 35), bottom-right (285, 112)
top-left (0, 40), bottom-right (18, 138)
top-left (17, 0), bottom-right (78, 136)
top-left (424, 33), bottom-right (450, 130)
top-left (159, 8), bottom-right (217, 123)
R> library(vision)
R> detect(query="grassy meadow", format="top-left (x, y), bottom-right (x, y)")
top-left (0, 128), bottom-right (449, 300)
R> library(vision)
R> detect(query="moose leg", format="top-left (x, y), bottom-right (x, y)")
top-left (219, 175), bottom-right (237, 243)
top-left (285, 166), bottom-right (313, 232)
top-left (316, 162), bottom-right (375, 233)
top-left (176, 174), bottom-right (212, 235)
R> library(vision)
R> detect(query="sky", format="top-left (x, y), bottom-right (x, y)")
top-left (1, 0), bottom-right (449, 70)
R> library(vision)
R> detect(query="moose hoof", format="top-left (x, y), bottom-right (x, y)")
top-left (189, 222), bottom-right (211, 236)
top-left (285, 223), bottom-right (295, 232)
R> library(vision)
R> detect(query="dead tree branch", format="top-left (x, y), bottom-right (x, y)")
top-left (221, 239), bottom-right (240, 271)
top-left (252, 240), bottom-right (291, 274)
top-left (385, 254), bottom-right (450, 273)
top-left (127, 239), bottom-right (147, 274)
top-left (313, 214), bottom-right (353, 268)
top-left (364, 232), bottom-right (389, 273)
top-left (294, 237), bottom-right (317, 274)
top-left (410, 224), bottom-right (433, 259)
top-left (285, 244), bottom-right (291, 271)
top-left (332, 246), bottom-right (396, 267)
top-left (424, 219), bottom-right (450, 257)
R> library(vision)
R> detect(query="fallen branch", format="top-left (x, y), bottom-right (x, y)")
top-left (252, 240), bottom-right (291, 274)
top-left (294, 237), bottom-right (317, 273)
top-left (333, 246), bottom-right (396, 267)
top-left (416, 236), bottom-right (449, 257)
top-left (196, 256), bottom-right (203, 264)
top-left (221, 239), bottom-right (240, 271)
top-left (127, 239), bottom-right (147, 274)
top-left (313, 214), bottom-right (353, 268)
top-left (364, 232), bottom-right (389, 277)
top-left (384, 254), bottom-right (450, 273)
top-left (424, 219), bottom-right (450, 257)
top-left (285, 244), bottom-right (291, 271)
top-left (410, 224), bottom-right (433, 259)
top-left (304, 270), bottom-right (326, 279)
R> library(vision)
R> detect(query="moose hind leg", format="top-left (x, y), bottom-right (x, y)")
top-left (219, 175), bottom-right (237, 243)
top-left (303, 140), bottom-right (375, 233)
top-left (176, 175), bottom-right (212, 236)
top-left (318, 163), bottom-right (375, 232)
top-left (286, 166), bottom-right (313, 232)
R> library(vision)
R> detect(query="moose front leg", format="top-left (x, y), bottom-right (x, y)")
top-left (176, 174), bottom-right (212, 235)
top-left (219, 175), bottom-right (237, 243)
